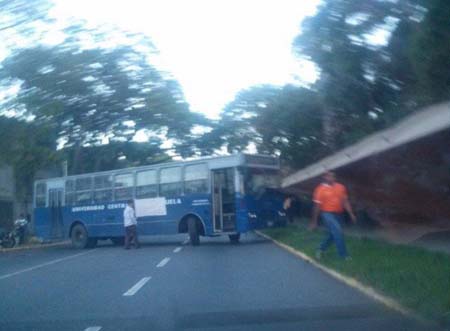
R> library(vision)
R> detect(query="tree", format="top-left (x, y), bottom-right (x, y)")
top-left (293, 0), bottom-right (404, 150)
top-left (407, 0), bottom-right (450, 106)
top-left (0, 117), bottom-right (58, 207)
top-left (214, 0), bottom-right (449, 169)
top-left (0, 39), bottom-right (210, 172)
top-left (204, 85), bottom-right (325, 167)
top-left (0, 44), bottom-right (196, 145)
top-left (56, 140), bottom-right (177, 176)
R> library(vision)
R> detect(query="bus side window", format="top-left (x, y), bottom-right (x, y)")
top-left (65, 179), bottom-right (75, 205)
top-left (184, 164), bottom-right (208, 194)
top-left (94, 175), bottom-right (113, 203)
top-left (114, 173), bottom-right (134, 201)
top-left (75, 177), bottom-right (93, 205)
top-left (136, 169), bottom-right (158, 198)
top-left (35, 183), bottom-right (47, 207)
top-left (160, 167), bottom-right (182, 197)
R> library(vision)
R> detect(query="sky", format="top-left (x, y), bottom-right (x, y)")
top-left (49, 0), bottom-right (320, 119)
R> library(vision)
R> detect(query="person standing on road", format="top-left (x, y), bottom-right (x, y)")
top-left (309, 171), bottom-right (356, 260)
top-left (123, 200), bottom-right (140, 249)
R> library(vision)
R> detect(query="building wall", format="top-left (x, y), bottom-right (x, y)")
top-left (285, 130), bottom-right (450, 232)
top-left (338, 130), bottom-right (450, 228)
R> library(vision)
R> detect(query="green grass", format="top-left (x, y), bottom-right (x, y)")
top-left (262, 223), bottom-right (450, 325)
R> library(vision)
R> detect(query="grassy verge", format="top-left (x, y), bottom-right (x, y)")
top-left (261, 223), bottom-right (450, 325)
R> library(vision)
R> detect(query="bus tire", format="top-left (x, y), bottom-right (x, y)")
top-left (188, 217), bottom-right (200, 246)
top-left (229, 233), bottom-right (240, 244)
top-left (111, 237), bottom-right (125, 246)
top-left (71, 223), bottom-right (89, 249)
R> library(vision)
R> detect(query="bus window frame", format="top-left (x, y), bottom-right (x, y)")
top-left (159, 166), bottom-right (183, 197)
top-left (241, 167), bottom-right (281, 196)
top-left (35, 182), bottom-right (47, 208)
top-left (65, 179), bottom-right (75, 206)
top-left (93, 174), bottom-right (113, 203)
top-left (136, 168), bottom-right (159, 199)
top-left (113, 172), bottom-right (135, 201)
top-left (183, 163), bottom-right (210, 195)
top-left (74, 176), bottom-right (93, 205)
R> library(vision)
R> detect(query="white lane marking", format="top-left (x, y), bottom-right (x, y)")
top-left (173, 247), bottom-right (182, 253)
top-left (182, 239), bottom-right (189, 245)
top-left (123, 276), bottom-right (151, 296)
top-left (0, 251), bottom-right (92, 281)
top-left (84, 327), bottom-right (102, 331)
top-left (157, 257), bottom-right (170, 268)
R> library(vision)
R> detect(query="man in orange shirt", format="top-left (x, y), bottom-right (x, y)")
top-left (309, 171), bottom-right (356, 259)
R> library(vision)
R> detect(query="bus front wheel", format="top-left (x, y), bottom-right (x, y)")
top-left (71, 224), bottom-right (95, 249)
top-left (188, 217), bottom-right (200, 246)
top-left (229, 234), bottom-right (240, 244)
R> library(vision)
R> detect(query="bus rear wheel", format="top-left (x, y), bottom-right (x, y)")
top-left (188, 217), bottom-right (200, 246)
top-left (229, 234), bottom-right (240, 244)
top-left (71, 224), bottom-right (95, 249)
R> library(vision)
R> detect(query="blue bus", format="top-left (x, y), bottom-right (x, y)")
top-left (33, 153), bottom-right (286, 248)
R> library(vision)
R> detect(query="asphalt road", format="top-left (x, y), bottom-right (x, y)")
top-left (0, 232), bottom-right (427, 331)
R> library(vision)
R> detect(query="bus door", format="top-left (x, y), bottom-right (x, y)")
top-left (48, 188), bottom-right (64, 239)
top-left (212, 168), bottom-right (236, 232)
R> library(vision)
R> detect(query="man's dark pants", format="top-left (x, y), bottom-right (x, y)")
top-left (124, 225), bottom-right (140, 249)
top-left (319, 212), bottom-right (348, 258)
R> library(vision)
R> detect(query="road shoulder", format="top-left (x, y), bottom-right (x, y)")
top-left (255, 229), bottom-right (440, 330)
top-left (0, 240), bottom-right (69, 253)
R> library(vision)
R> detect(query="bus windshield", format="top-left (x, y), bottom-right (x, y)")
top-left (243, 168), bottom-right (281, 195)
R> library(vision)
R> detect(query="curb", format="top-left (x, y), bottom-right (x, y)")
top-left (255, 230), bottom-right (436, 328)
top-left (0, 240), bottom-right (70, 253)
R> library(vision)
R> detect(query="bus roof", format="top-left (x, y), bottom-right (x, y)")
top-left (34, 153), bottom-right (280, 184)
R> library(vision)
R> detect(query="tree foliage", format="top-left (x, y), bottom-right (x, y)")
top-left (58, 141), bottom-right (172, 176)
top-left (212, 0), bottom-right (450, 168)
top-left (0, 43), bottom-right (202, 148)
top-left (0, 117), bottom-right (57, 204)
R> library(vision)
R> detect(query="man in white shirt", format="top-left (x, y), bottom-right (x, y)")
top-left (124, 199), bottom-right (140, 249)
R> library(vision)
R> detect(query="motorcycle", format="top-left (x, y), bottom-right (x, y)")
top-left (0, 218), bottom-right (28, 249)
top-left (0, 227), bottom-right (15, 248)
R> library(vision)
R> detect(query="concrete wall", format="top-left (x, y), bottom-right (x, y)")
top-left (284, 129), bottom-right (450, 236)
